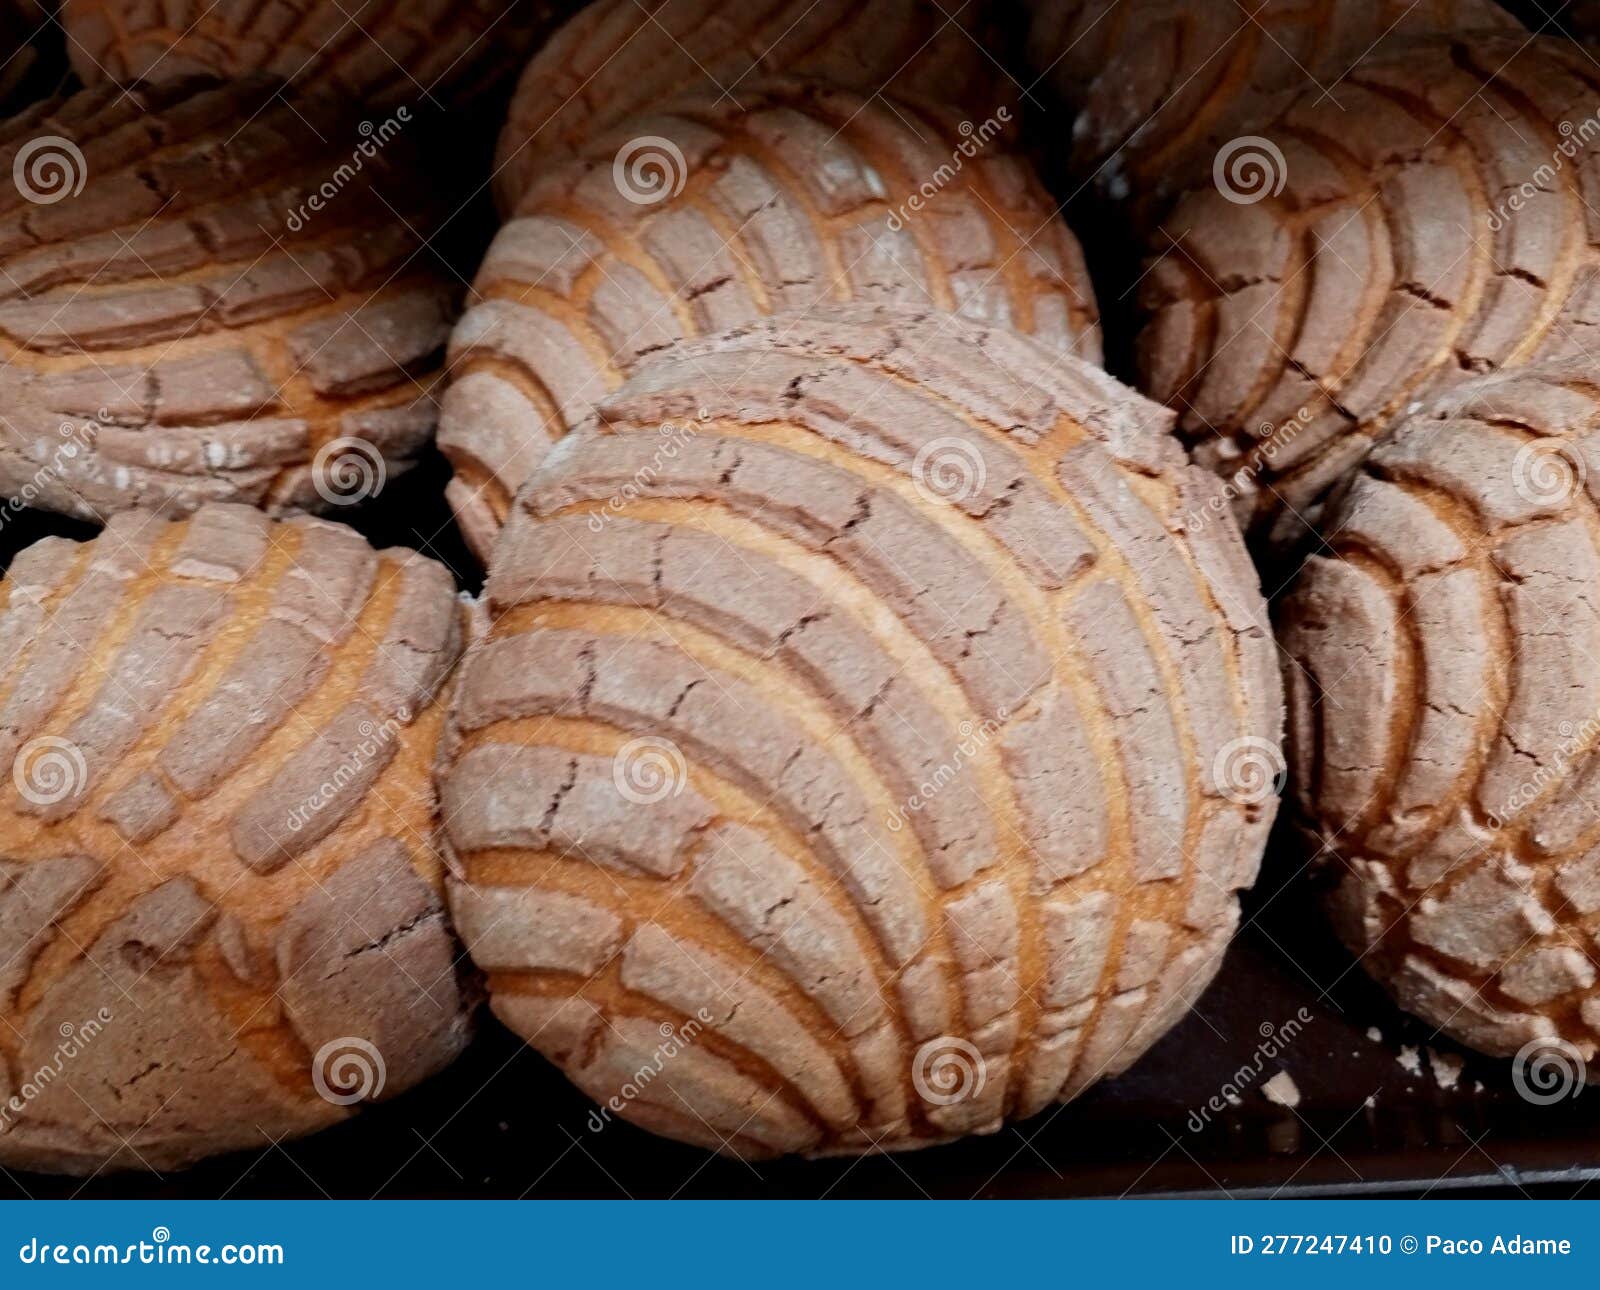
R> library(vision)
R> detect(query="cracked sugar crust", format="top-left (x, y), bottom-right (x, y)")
top-left (492, 0), bottom-right (1013, 213)
top-left (439, 304), bottom-right (1283, 1159)
top-left (0, 76), bottom-right (455, 524)
top-left (61, 0), bottom-right (566, 109)
top-left (1133, 33), bottom-right (1600, 557)
top-left (442, 77), bottom-right (1101, 562)
top-left (1280, 361), bottom-right (1600, 1068)
top-left (1026, 0), bottom-right (1515, 207)
top-left (0, 503), bottom-right (473, 1174)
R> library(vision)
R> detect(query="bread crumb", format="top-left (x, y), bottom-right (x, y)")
top-left (1427, 1047), bottom-right (1464, 1090)
top-left (1263, 1070), bottom-right (1301, 1108)
top-left (1365, 1026), bottom-right (1383, 1043)
top-left (1396, 1044), bottom-right (1422, 1076)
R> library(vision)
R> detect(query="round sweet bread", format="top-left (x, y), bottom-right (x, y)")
top-left (1026, 0), bottom-right (1516, 204)
top-left (1135, 33), bottom-right (1600, 555)
top-left (492, 0), bottom-right (1010, 213)
top-left (438, 306), bottom-right (1283, 1157)
top-left (443, 78), bottom-right (1101, 561)
top-left (61, 0), bottom-right (562, 109)
top-left (0, 77), bottom-right (454, 523)
top-left (1281, 362), bottom-right (1600, 1069)
top-left (0, 503), bottom-right (473, 1174)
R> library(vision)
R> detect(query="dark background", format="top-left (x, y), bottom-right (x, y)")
top-left (5, 0), bottom-right (1600, 1199)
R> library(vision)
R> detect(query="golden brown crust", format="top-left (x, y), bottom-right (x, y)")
top-left (1281, 361), bottom-right (1600, 1068)
top-left (1134, 33), bottom-right (1600, 555)
top-left (0, 503), bottom-right (473, 1174)
top-left (439, 305), bottom-right (1282, 1157)
top-left (0, 77), bottom-right (455, 524)
top-left (443, 77), bottom-right (1100, 562)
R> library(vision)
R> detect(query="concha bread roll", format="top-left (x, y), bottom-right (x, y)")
top-left (61, 0), bottom-right (563, 108)
top-left (1135, 33), bottom-right (1600, 556)
top-left (492, 0), bottom-right (1011, 212)
top-left (439, 306), bottom-right (1283, 1158)
top-left (1026, 0), bottom-right (1517, 204)
top-left (1281, 363), bottom-right (1600, 1070)
top-left (443, 78), bottom-right (1101, 561)
top-left (0, 503), bottom-right (474, 1174)
top-left (0, 77), bottom-right (455, 522)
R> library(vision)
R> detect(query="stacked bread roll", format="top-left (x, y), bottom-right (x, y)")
top-left (443, 77), bottom-right (1100, 557)
top-left (1028, 0), bottom-right (1517, 206)
top-left (438, 307), bottom-right (1281, 1154)
top-left (0, 504), bottom-right (472, 1173)
top-left (0, 0), bottom-right (1314, 1175)
top-left (1130, 32), bottom-right (1600, 555)
top-left (492, 0), bottom-right (1011, 211)
top-left (1070, 17), bottom-right (1600, 1080)
top-left (1279, 365), bottom-right (1600, 1069)
top-left (0, 77), bottom-right (453, 522)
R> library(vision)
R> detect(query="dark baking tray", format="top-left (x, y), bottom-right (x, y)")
top-left (4, 0), bottom-right (1598, 1202)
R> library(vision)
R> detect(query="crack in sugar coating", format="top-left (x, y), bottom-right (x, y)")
top-left (0, 503), bottom-right (472, 1174)
top-left (437, 305), bottom-right (1282, 1158)
top-left (1133, 33), bottom-right (1600, 556)
top-left (1280, 362), bottom-right (1600, 1067)
top-left (492, 0), bottom-right (1013, 213)
top-left (61, 0), bottom-right (566, 109)
top-left (442, 77), bottom-right (1101, 561)
top-left (1026, 0), bottom-right (1516, 208)
top-left (0, 77), bottom-right (455, 523)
